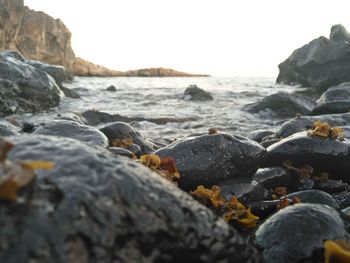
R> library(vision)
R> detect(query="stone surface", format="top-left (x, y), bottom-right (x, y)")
top-left (32, 120), bottom-right (109, 148)
top-left (179, 85), bottom-right (213, 101)
top-left (286, 190), bottom-right (340, 209)
top-left (252, 167), bottom-right (293, 189)
top-left (277, 24), bottom-right (350, 90)
top-left (0, 134), bottom-right (262, 262)
top-left (245, 92), bottom-right (315, 117)
top-left (0, 118), bottom-right (19, 136)
top-left (155, 134), bottom-right (267, 191)
top-left (106, 85), bottom-right (117, 92)
top-left (255, 204), bottom-right (350, 263)
top-left (312, 81), bottom-right (350, 115)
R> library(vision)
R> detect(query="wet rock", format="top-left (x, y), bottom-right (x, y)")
top-left (0, 118), bottom-right (19, 136)
top-left (260, 138), bottom-right (280, 148)
top-left (252, 167), bottom-right (293, 189)
top-left (0, 79), bottom-right (25, 116)
top-left (334, 192), bottom-right (350, 209)
top-left (60, 86), bottom-right (81, 99)
top-left (314, 179), bottom-right (349, 194)
top-left (277, 24), bottom-right (350, 90)
top-left (32, 120), bottom-right (109, 148)
top-left (0, 51), bottom-right (61, 112)
top-left (276, 113), bottom-right (350, 138)
top-left (108, 147), bottom-right (134, 158)
top-left (255, 204), bottom-right (350, 263)
top-left (106, 85), bottom-right (117, 92)
top-left (26, 59), bottom-right (74, 85)
top-left (100, 122), bottom-right (155, 154)
top-left (286, 190), bottom-right (340, 209)
top-left (2, 134), bottom-right (261, 262)
top-left (179, 85), bottom-right (213, 101)
top-left (295, 179), bottom-right (315, 191)
top-left (245, 92), bottom-right (315, 117)
top-left (155, 134), bottom-right (267, 191)
top-left (247, 130), bottom-right (275, 143)
top-left (312, 82), bottom-right (350, 115)
top-left (219, 181), bottom-right (269, 203)
top-left (249, 200), bottom-right (283, 219)
top-left (265, 131), bottom-right (350, 181)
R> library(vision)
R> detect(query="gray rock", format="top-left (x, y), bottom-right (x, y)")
top-left (155, 134), bottom-right (267, 191)
top-left (247, 130), bottom-right (275, 143)
top-left (32, 120), bottom-right (109, 148)
top-left (286, 190), bottom-right (340, 209)
top-left (245, 92), bottom-right (315, 117)
top-left (312, 81), bottom-right (350, 114)
top-left (255, 204), bottom-right (349, 263)
top-left (0, 118), bottom-right (19, 136)
top-left (252, 167), bottom-right (293, 189)
top-left (276, 113), bottom-right (350, 138)
top-left (106, 85), bottom-right (117, 92)
top-left (0, 51), bottom-right (61, 112)
top-left (1, 134), bottom-right (261, 263)
top-left (179, 85), bottom-right (213, 101)
top-left (100, 122), bottom-right (155, 154)
top-left (277, 24), bottom-right (350, 90)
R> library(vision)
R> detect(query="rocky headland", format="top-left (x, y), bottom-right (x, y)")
top-left (0, 0), bottom-right (207, 77)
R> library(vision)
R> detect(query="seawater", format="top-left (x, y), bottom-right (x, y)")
top-left (19, 76), bottom-right (302, 142)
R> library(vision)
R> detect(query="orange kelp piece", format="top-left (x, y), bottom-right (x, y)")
top-left (223, 197), bottom-right (259, 228)
top-left (283, 160), bottom-right (313, 180)
top-left (0, 139), bottom-right (13, 162)
top-left (308, 120), bottom-right (344, 140)
top-left (191, 185), bottom-right (225, 208)
top-left (140, 154), bottom-right (161, 169)
top-left (160, 157), bottom-right (180, 179)
top-left (324, 240), bottom-right (350, 263)
top-left (111, 137), bottom-right (133, 148)
top-left (274, 187), bottom-right (288, 197)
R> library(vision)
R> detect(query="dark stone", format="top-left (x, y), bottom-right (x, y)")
top-left (0, 118), bottom-right (19, 136)
top-left (0, 78), bottom-right (24, 116)
top-left (106, 85), bottom-right (117, 92)
top-left (0, 51), bottom-right (61, 112)
top-left (100, 122), bottom-right (155, 154)
top-left (249, 200), bottom-right (283, 219)
top-left (32, 120), bottom-right (109, 148)
top-left (314, 179), bottom-right (349, 194)
top-left (255, 204), bottom-right (350, 263)
top-left (26, 59), bottom-right (74, 85)
top-left (244, 92), bottom-right (315, 117)
top-left (260, 138), bottom-right (280, 148)
top-left (312, 82), bottom-right (350, 115)
top-left (277, 25), bottom-right (350, 90)
top-left (247, 130), bottom-right (275, 143)
top-left (219, 181), bottom-right (269, 203)
top-left (108, 147), bottom-right (134, 158)
top-left (276, 113), bottom-right (350, 138)
top-left (266, 131), bottom-right (350, 181)
top-left (334, 192), bottom-right (350, 209)
top-left (155, 134), bottom-right (267, 191)
top-left (60, 86), bottom-right (80, 99)
top-left (286, 190), bottom-right (340, 209)
top-left (295, 179), bottom-right (315, 191)
top-left (179, 85), bottom-right (213, 101)
top-left (2, 134), bottom-right (262, 262)
top-left (252, 167), bottom-right (293, 189)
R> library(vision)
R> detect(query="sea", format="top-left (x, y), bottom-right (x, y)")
top-left (18, 76), bottom-right (304, 143)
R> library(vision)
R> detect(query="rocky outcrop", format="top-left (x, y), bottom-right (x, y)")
top-left (179, 85), bottom-right (213, 101)
top-left (277, 24), bottom-right (350, 90)
top-left (0, 0), bottom-right (208, 77)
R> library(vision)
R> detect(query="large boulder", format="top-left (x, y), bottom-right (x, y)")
top-left (1, 134), bottom-right (261, 262)
top-left (32, 120), bottom-right (109, 148)
top-left (277, 24), bottom-right (350, 90)
top-left (245, 92), bottom-right (315, 117)
top-left (276, 113), bottom-right (350, 138)
top-left (155, 134), bottom-right (267, 191)
top-left (312, 81), bottom-right (350, 115)
top-left (0, 51), bottom-right (61, 112)
top-left (265, 131), bottom-right (350, 181)
top-left (179, 85), bottom-right (213, 101)
top-left (255, 204), bottom-right (350, 263)
top-left (0, 118), bottom-right (19, 136)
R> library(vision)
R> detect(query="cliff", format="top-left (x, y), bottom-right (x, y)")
top-left (0, 0), bottom-right (207, 77)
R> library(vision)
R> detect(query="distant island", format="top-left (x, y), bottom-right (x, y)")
top-left (0, 0), bottom-right (208, 77)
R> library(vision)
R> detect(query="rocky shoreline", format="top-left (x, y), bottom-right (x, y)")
top-left (2, 1), bottom-right (350, 261)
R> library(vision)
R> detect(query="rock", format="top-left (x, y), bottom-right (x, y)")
top-left (244, 92), bottom-right (315, 117)
top-left (59, 86), bottom-right (81, 99)
top-left (0, 51), bottom-right (61, 112)
top-left (247, 130), bottom-right (275, 143)
top-left (255, 204), bottom-right (350, 263)
top-left (219, 181), bottom-right (269, 203)
top-left (32, 120), bottom-right (109, 148)
top-left (265, 131), bottom-right (350, 181)
top-left (314, 179), bottom-right (349, 194)
top-left (100, 122), bottom-right (155, 154)
top-left (312, 82), bottom-right (350, 115)
top-left (123, 68), bottom-right (209, 77)
top-left (106, 85), bottom-right (117, 92)
top-left (276, 113), bottom-right (350, 138)
top-left (0, 118), bottom-right (19, 136)
top-left (286, 190), bottom-right (340, 209)
top-left (277, 24), bottom-right (350, 90)
top-left (334, 192), bottom-right (350, 209)
top-left (179, 85), bottom-right (213, 101)
top-left (0, 78), bottom-right (24, 116)
top-left (2, 134), bottom-right (261, 262)
top-left (252, 167), bottom-right (293, 189)
top-left (155, 134), bottom-right (267, 191)
top-left (26, 59), bottom-right (74, 85)
top-left (108, 147), bottom-right (134, 158)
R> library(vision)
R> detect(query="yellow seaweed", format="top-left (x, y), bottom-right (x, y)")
top-left (324, 240), bottom-right (350, 263)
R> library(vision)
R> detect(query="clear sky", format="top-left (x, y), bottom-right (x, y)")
top-left (24, 0), bottom-right (350, 77)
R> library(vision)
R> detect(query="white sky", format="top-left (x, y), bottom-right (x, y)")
top-left (24, 0), bottom-right (350, 77)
